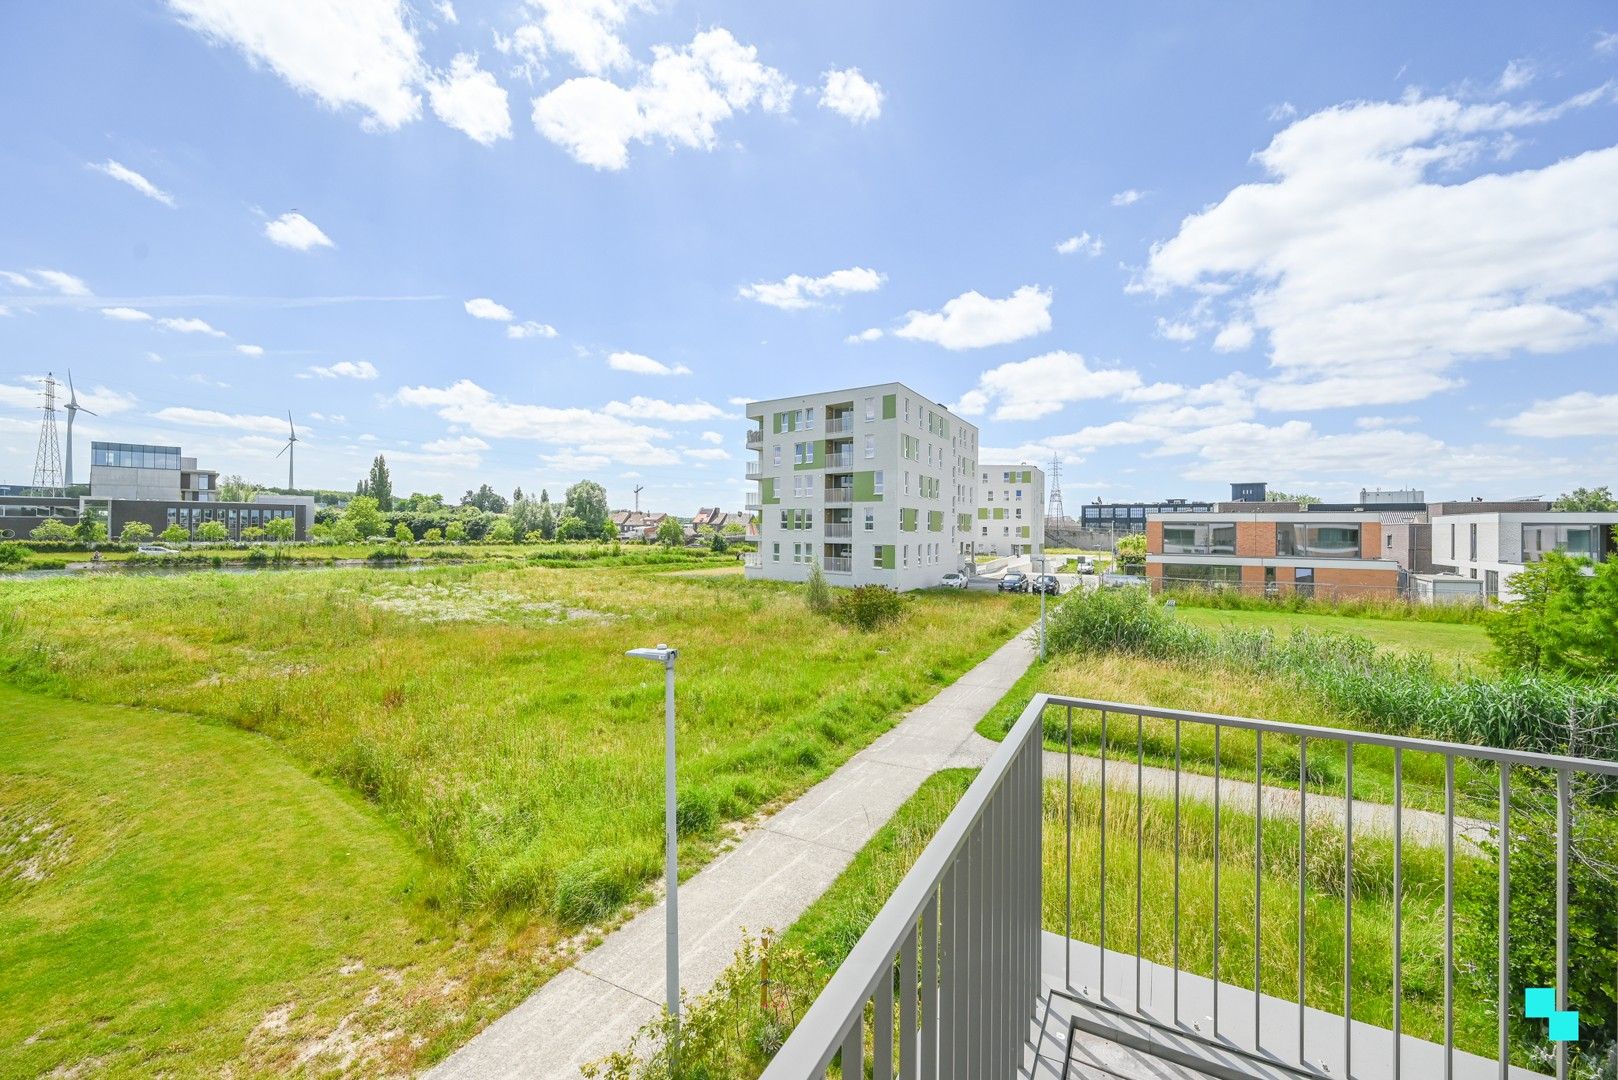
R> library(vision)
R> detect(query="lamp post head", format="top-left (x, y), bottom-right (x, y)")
top-left (626, 644), bottom-right (678, 664)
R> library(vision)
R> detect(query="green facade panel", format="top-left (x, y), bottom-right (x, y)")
top-left (958, 513), bottom-right (973, 531)
top-left (762, 478), bottom-right (779, 504)
top-left (880, 544), bottom-right (896, 570)
top-left (772, 412), bottom-right (782, 434)
top-left (882, 393), bottom-right (897, 419)
top-left (977, 507), bottom-right (988, 519)
top-left (852, 470), bottom-right (882, 501)
top-left (927, 510), bottom-right (944, 532)
top-left (900, 507), bottom-right (918, 531)
top-left (993, 507), bottom-right (1006, 519)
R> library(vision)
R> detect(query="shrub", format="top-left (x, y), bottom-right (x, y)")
top-left (804, 562), bottom-right (832, 615)
top-left (0, 541), bottom-right (24, 568)
top-left (394, 522), bottom-right (415, 544)
top-left (555, 846), bottom-right (659, 925)
top-left (159, 524), bottom-right (190, 545)
top-left (195, 521), bottom-right (229, 543)
top-left (30, 520), bottom-right (73, 541)
top-left (119, 521), bottom-right (154, 543)
top-left (829, 585), bottom-right (904, 632)
top-left (445, 521), bottom-right (468, 544)
top-left (239, 525), bottom-right (266, 543)
top-left (485, 519), bottom-right (515, 544)
top-left (423, 527), bottom-right (443, 543)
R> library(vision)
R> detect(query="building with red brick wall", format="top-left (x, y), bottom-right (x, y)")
top-left (1144, 511), bottom-right (1403, 600)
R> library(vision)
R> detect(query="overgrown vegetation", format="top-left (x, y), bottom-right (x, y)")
top-left (1164, 581), bottom-right (1490, 624)
top-left (1486, 551), bottom-right (1618, 678)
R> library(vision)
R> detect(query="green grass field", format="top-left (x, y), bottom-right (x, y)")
top-left (0, 687), bottom-right (557, 1077)
top-left (1175, 605), bottom-right (1490, 665)
top-left (0, 564), bottom-right (1033, 1074)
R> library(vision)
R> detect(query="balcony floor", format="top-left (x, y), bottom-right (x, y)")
top-left (1024, 933), bottom-right (1547, 1080)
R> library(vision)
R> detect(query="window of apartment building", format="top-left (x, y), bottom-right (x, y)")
top-left (872, 546), bottom-right (884, 569)
top-left (904, 471), bottom-right (910, 495)
top-left (803, 408), bottom-right (814, 430)
top-left (1163, 523), bottom-right (1237, 555)
top-left (780, 510), bottom-right (788, 529)
top-left (1276, 524), bottom-right (1359, 558)
top-left (864, 396), bottom-right (875, 421)
top-left (904, 397), bottom-right (910, 423)
top-left (986, 489), bottom-right (993, 501)
top-left (1015, 508), bottom-right (1022, 519)
top-left (864, 508), bottom-right (875, 531)
top-left (1295, 566), bottom-right (1316, 596)
top-left (864, 435), bottom-right (875, 459)
top-left (1002, 526), bottom-right (1009, 536)
top-left (1486, 569), bottom-right (1499, 597)
top-left (771, 444), bottom-right (781, 466)
top-left (874, 470), bottom-right (884, 495)
top-left (1449, 524), bottom-right (1456, 558)
top-left (1469, 523), bottom-right (1477, 561)
top-left (1387, 534), bottom-right (1394, 549)
top-left (1015, 488), bottom-right (1023, 500)
top-left (772, 542), bottom-right (780, 562)
top-left (805, 510), bottom-right (814, 529)
top-left (982, 526), bottom-right (988, 536)
top-left (1523, 524), bottom-right (1601, 561)
top-left (1162, 564), bottom-right (1241, 587)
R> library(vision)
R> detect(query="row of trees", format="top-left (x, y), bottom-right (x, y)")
top-left (28, 507), bottom-right (294, 545)
top-left (311, 478), bottom-right (618, 545)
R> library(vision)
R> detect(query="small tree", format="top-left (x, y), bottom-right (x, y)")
top-left (445, 520), bottom-right (468, 543)
top-left (265, 516), bottom-right (296, 542)
top-left (563, 480), bottom-right (609, 535)
top-left (1115, 532), bottom-right (1147, 573)
top-left (368, 455), bottom-right (394, 511)
top-left (394, 522), bottom-right (414, 544)
top-left (344, 495), bottom-right (384, 539)
top-left (218, 474), bottom-right (258, 503)
top-left (119, 521), bottom-right (155, 543)
top-left (0, 541), bottom-right (26, 567)
top-left (423, 527), bottom-right (443, 543)
top-left (805, 561), bottom-right (832, 614)
top-left (708, 528), bottom-right (728, 553)
top-left (537, 494), bottom-right (557, 540)
top-left (160, 523), bottom-right (190, 545)
top-left (73, 505), bottom-right (108, 544)
top-left (196, 520), bottom-right (229, 543)
top-left (556, 515), bottom-right (587, 542)
top-left (30, 519), bottom-right (73, 541)
top-left (1552, 485), bottom-right (1618, 512)
top-left (486, 518), bottom-right (516, 544)
top-left (656, 516), bottom-right (683, 548)
top-left (239, 525), bottom-right (267, 543)
top-left (524, 530), bottom-right (544, 543)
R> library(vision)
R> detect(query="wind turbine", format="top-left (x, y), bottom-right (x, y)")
top-left (63, 370), bottom-right (96, 489)
top-left (276, 411), bottom-right (298, 490)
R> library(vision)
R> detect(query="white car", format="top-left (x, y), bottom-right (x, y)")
top-left (940, 571), bottom-right (969, 589)
top-left (136, 544), bottom-right (175, 556)
top-left (1074, 556), bottom-right (1095, 574)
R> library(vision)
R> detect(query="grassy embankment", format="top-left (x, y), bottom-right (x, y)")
top-left (0, 565), bottom-right (1033, 1075)
top-left (2, 541), bottom-right (738, 571)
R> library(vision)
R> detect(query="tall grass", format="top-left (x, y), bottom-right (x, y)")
top-left (1048, 588), bottom-right (1618, 759)
top-left (1164, 582), bottom-right (1490, 624)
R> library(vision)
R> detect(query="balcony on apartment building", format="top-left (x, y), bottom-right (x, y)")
top-left (760, 692), bottom-right (1606, 1080)
top-left (747, 428), bottom-right (764, 449)
top-left (824, 450), bottom-right (855, 470)
top-left (825, 408), bottom-right (855, 435)
top-left (825, 522), bottom-right (854, 539)
top-left (746, 461), bottom-right (765, 480)
top-left (824, 484), bottom-right (853, 504)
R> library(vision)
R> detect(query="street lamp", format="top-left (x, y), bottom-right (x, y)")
top-left (626, 643), bottom-right (681, 1049)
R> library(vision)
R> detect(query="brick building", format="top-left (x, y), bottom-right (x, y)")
top-left (1144, 510), bottom-right (1404, 599)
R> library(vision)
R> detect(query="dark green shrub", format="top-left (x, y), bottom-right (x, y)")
top-left (829, 585), bottom-right (904, 631)
top-left (0, 541), bottom-right (25, 568)
top-left (804, 562), bottom-right (832, 615)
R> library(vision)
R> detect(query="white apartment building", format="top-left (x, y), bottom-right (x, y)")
top-left (975, 464), bottom-right (1045, 557)
top-left (744, 383), bottom-right (979, 591)
top-left (1430, 510), bottom-right (1618, 602)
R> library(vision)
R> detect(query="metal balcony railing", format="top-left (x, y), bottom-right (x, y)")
top-left (824, 452), bottom-right (854, 469)
top-left (746, 462), bottom-right (765, 480)
top-left (823, 556), bottom-right (853, 573)
top-left (826, 415), bottom-right (854, 434)
top-left (742, 552), bottom-right (762, 568)
top-left (761, 692), bottom-right (1618, 1080)
top-left (825, 522), bottom-right (853, 538)
top-left (744, 499), bottom-right (761, 513)
top-left (824, 488), bottom-right (853, 504)
top-left (747, 429), bottom-right (764, 448)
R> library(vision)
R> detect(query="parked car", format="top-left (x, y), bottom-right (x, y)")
top-left (1100, 572), bottom-right (1149, 589)
top-left (1030, 574), bottom-right (1060, 595)
top-left (135, 544), bottom-right (175, 556)
top-left (940, 571), bottom-right (969, 589)
top-left (998, 571), bottom-right (1028, 593)
top-left (1074, 556), bottom-right (1095, 574)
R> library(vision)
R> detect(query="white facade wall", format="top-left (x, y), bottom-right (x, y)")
top-left (88, 464), bottom-right (182, 501)
top-left (974, 464), bottom-right (1045, 556)
top-left (744, 384), bottom-right (979, 592)
top-left (1430, 511), bottom-right (1618, 601)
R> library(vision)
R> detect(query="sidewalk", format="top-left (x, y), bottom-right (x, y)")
top-left (429, 626), bottom-right (1039, 1080)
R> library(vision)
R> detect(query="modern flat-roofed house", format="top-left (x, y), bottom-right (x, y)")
top-left (1429, 509), bottom-right (1618, 602)
top-left (744, 383), bottom-right (978, 590)
top-left (1145, 508), bottom-right (1403, 599)
top-left (975, 464), bottom-right (1044, 557)
top-left (1079, 497), bottom-right (1215, 534)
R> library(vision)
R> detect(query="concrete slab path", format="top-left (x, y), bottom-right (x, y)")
top-left (428, 626), bottom-right (1040, 1080)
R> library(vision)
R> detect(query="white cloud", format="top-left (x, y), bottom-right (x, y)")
top-left (819, 67), bottom-right (882, 124)
top-left (532, 28), bottom-right (794, 170)
top-left (1496, 391), bottom-right (1618, 437)
top-left (309, 359), bottom-right (378, 379)
top-left (1212, 321), bottom-right (1254, 352)
top-left (894, 285), bottom-right (1052, 350)
top-left (89, 160), bottom-right (177, 207)
top-left (1597, 31), bottom-right (1618, 55)
top-left (167, 0), bottom-right (424, 130)
top-left (464, 296), bottom-right (514, 321)
top-left (0, 378), bottom-right (135, 415)
top-left (684, 446), bottom-right (730, 461)
top-left (152, 405), bottom-right (294, 435)
top-left (738, 266), bottom-right (885, 310)
top-left (507, 320), bottom-right (558, 339)
top-left (396, 378), bottom-right (679, 465)
top-left (1497, 58), bottom-right (1535, 93)
top-left (603, 396), bottom-right (726, 421)
top-left (512, 0), bottom-right (647, 76)
top-left (1268, 102), bottom-right (1298, 123)
top-left (607, 351), bottom-right (691, 376)
top-left (422, 434), bottom-right (490, 453)
top-left (31, 269), bottom-right (91, 295)
top-left (1155, 317), bottom-right (1198, 343)
top-left (101, 306), bottom-right (153, 322)
top-left (699, 430), bottom-right (723, 444)
top-left (1, 271), bottom-right (35, 289)
top-left (159, 316), bottom-right (227, 337)
top-left (264, 211), bottom-right (334, 252)
top-left (427, 53), bottom-right (513, 145)
top-left (845, 327), bottom-right (884, 344)
top-left (1111, 189), bottom-right (1145, 206)
top-left (1145, 90), bottom-right (1618, 409)
top-left (236, 343), bottom-right (265, 357)
top-left (434, 1), bottom-right (458, 25)
top-left (1055, 232), bottom-right (1103, 256)
top-left (1355, 415), bottom-right (1417, 429)
top-left (954, 351), bottom-right (1158, 421)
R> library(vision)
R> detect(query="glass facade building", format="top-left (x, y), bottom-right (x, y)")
top-left (91, 442), bottom-right (182, 470)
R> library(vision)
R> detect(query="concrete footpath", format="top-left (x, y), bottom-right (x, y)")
top-left (429, 626), bottom-right (1039, 1080)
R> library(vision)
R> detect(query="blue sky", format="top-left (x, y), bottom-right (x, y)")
top-left (2, 1), bottom-right (1615, 511)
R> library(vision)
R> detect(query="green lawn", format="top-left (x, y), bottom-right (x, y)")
top-left (0, 565), bottom-right (1032, 1073)
top-left (0, 687), bottom-right (554, 1077)
top-left (1174, 605), bottom-right (1490, 666)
